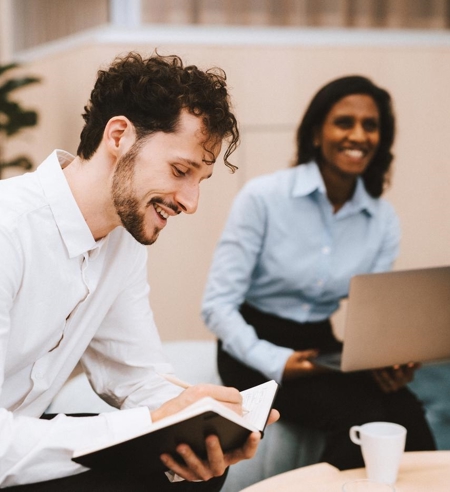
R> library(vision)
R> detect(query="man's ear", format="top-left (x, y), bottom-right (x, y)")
top-left (103, 116), bottom-right (136, 158)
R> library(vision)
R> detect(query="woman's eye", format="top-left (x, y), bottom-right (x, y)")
top-left (363, 120), bottom-right (379, 132)
top-left (334, 117), bottom-right (353, 129)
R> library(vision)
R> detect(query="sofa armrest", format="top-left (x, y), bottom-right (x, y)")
top-left (47, 340), bottom-right (220, 414)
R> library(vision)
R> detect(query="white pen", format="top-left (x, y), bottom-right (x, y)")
top-left (158, 373), bottom-right (250, 415)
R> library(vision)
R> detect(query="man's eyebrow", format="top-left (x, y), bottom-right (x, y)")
top-left (176, 157), bottom-right (216, 167)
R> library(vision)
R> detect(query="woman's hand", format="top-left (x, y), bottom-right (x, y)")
top-left (371, 362), bottom-right (420, 393)
top-left (282, 349), bottom-right (327, 381)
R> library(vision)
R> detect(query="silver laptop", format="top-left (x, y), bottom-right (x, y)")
top-left (315, 266), bottom-right (450, 372)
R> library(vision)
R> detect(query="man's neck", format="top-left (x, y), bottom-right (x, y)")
top-left (63, 153), bottom-right (120, 240)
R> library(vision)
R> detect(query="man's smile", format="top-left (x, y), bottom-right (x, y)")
top-left (153, 203), bottom-right (169, 220)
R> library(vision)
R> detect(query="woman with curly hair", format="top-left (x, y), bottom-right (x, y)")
top-left (202, 75), bottom-right (436, 471)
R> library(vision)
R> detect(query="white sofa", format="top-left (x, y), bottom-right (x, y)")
top-left (48, 340), bottom-right (326, 491)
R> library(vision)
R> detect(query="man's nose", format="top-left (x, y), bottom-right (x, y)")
top-left (176, 182), bottom-right (199, 214)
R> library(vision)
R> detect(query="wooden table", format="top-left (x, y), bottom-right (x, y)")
top-left (241, 451), bottom-right (450, 491)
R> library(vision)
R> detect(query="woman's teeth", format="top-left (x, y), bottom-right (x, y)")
top-left (344, 149), bottom-right (365, 158)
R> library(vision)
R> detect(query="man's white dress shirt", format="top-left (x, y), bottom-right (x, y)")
top-left (0, 150), bottom-right (181, 487)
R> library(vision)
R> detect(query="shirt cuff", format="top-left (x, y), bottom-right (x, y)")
top-left (246, 341), bottom-right (294, 383)
top-left (165, 471), bottom-right (204, 483)
top-left (165, 471), bottom-right (186, 482)
top-left (103, 406), bottom-right (152, 444)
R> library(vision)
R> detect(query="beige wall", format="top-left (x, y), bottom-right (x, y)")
top-left (7, 30), bottom-right (450, 340)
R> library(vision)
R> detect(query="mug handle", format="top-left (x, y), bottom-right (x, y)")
top-left (349, 426), bottom-right (362, 445)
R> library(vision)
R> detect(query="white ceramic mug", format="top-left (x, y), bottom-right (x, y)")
top-left (349, 422), bottom-right (406, 484)
top-left (342, 479), bottom-right (396, 491)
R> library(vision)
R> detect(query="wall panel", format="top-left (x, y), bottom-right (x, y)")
top-left (7, 33), bottom-right (450, 340)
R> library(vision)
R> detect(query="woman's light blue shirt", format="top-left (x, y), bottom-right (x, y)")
top-left (202, 162), bottom-right (400, 383)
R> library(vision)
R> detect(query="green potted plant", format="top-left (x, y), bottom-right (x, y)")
top-left (0, 63), bottom-right (40, 179)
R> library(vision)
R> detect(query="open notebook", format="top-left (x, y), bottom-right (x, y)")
top-left (72, 380), bottom-right (278, 475)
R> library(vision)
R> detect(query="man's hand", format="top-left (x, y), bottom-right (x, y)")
top-left (159, 431), bottom-right (258, 481)
top-left (160, 409), bottom-right (280, 481)
top-left (151, 385), bottom-right (280, 481)
top-left (371, 362), bottom-right (420, 393)
top-left (151, 384), bottom-right (243, 423)
top-left (282, 349), bottom-right (328, 381)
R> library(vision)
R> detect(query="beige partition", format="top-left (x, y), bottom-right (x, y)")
top-left (6, 29), bottom-right (450, 340)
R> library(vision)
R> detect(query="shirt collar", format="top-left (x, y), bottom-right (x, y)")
top-left (291, 161), bottom-right (326, 197)
top-left (291, 161), bottom-right (376, 216)
top-left (349, 178), bottom-right (377, 216)
top-left (36, 150), bottom-right (99, 258)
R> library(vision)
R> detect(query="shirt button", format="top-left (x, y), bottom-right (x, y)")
top-left (33, 370), bottom-right (43, 379)
top-left (317, 279), bottom-right (324, 287)
top-left (322, 246), bottom-right (331, 255)
top-left (302, 303), bottom-right (311, 311)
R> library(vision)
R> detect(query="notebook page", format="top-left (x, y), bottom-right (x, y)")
top-left (240, 380), bottom-right (278, 430)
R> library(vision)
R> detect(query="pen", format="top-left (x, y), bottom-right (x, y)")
top-left (158, 373), bottom-right (249, 415)
top-left (158, 373), bottom-right (192, 389)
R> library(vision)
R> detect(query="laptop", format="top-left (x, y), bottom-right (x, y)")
top-left (314, 266), bottom-right (450, 372)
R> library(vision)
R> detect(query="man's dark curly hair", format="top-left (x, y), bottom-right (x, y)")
top-left (295, 75), bottom-right (395, 198)
top-left (77, 52), bottom-right (240, 171)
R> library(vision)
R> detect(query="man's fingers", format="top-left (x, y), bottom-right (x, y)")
top-left (160, 441), bottom-right (219, 482)
top-left (159, 451), bottom-right (200, 482)
top-left (204, 435), bottom-right (227, 476)
top-left (160, 432), bottom-right (256, 482)
top-left (267, 408), bottom-right (280, 425)
top-left (225, 432), bottom-right (261, 466)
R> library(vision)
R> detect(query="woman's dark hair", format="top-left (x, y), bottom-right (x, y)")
top-left (77, 52), bottom-right (240, 172)
top-left (295, 75), bottom-right (395, 197)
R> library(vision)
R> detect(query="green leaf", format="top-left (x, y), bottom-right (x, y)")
top-left (0, 77), bottom-right (41, 95)
top-left (0, 63), bottom-right (41, 179)
top-left (0, 100), bottom-right (38, 135)
top-left (0, 63), bottom-right (19, 77)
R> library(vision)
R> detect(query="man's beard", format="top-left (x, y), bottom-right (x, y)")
top-left (112, 144), bottom-right (160, 246)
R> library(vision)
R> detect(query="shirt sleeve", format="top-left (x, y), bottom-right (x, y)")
top-left (0, 407), bottom-right (152, 487)
top-left (0, 229), bottom-right (155, 487)
top-left (80, 245), bottom-right (183, 412)
top-left (201, 185), bottom-right (293, 383)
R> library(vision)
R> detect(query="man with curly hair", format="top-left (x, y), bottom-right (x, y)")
top-left (0, 52), bottom-right (278, 491)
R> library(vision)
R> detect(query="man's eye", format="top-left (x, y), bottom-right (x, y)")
top-left (173, 167), bottom-right (187, 177)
